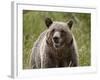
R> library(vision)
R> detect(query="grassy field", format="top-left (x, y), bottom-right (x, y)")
top-left (23, 10), bottom-right (91, 69)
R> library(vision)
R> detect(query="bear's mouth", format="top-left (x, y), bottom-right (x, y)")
top-left (52, 38), bottom-right (63, 49)
top-left (52, 37), bottom-right (64, 49)
top-left (53, 42), bottom-right (64, 49)
top-left (54, 43), bottom-right (60, 48)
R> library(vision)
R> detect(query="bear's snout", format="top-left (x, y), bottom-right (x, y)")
top-left (52, 31), bottom-right (64, 49)
top-left (53, 36), bottom-right (59, 44)
top-left (53, 31), bottom-right (61, 44)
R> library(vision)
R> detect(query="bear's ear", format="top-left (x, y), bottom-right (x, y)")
top-left (45, 17), bottom-right (53, 28)
top-left (67, 20), bottom-right (73, 29)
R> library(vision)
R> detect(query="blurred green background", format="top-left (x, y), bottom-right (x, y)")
top-left (23, 10), bottom-right (91, 69)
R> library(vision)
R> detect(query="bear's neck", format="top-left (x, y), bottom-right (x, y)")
top-left (46, 43), bottom-right (71, 60)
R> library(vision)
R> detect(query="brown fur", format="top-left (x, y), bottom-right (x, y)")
top-left (30, 18), bottom-right (79, 68)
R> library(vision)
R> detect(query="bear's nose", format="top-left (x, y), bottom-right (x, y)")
top-left (53, 37), bottom-right (59, 43)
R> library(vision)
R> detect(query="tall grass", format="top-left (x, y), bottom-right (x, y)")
top-left (23, 10), bottom-right (91, 69)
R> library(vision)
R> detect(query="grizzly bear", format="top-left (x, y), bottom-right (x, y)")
top-left (30, 18), bottom-right (79, 68)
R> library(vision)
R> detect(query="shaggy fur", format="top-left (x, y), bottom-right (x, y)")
top-left (30, 18), bottom-right (79, 68)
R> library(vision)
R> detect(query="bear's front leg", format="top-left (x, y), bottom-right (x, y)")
top-left (41, 53), bottom-right (56, 68)
top-left (70, 47), bottom-right (79, 67)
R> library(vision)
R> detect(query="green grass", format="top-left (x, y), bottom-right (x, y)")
top-left (23, 10), bottom-right (91, 69)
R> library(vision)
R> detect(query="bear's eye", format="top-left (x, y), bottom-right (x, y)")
top-left (52, 29), bottom-right (55, 33)
top-left (61, 30), bottom-right (65, 33)
top-left (61, 30), bottom-right (66, 36)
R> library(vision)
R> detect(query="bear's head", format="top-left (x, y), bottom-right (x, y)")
top-left (45, 18), bottom-right (74, 49)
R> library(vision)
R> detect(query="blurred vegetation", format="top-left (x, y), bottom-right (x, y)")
top-left (23, 10), bottom-right (91, 69)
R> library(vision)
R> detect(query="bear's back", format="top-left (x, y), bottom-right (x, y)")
top-left (30, 30), bottom-right (47, 68)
